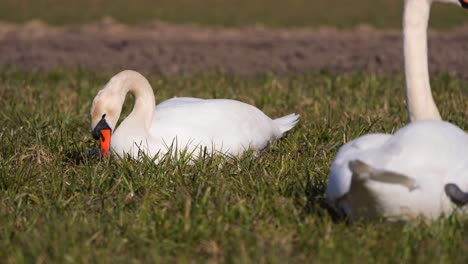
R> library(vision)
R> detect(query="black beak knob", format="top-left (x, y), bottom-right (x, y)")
top-left (92, 117), bottom-right (111, 140)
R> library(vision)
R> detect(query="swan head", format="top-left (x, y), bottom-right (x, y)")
top-left (90, 70), bottom-right (153, 135)
top-left (90, 77), bottom-right (128, 157)
top-left (90, 70), bottom-right (156, 158)
top-left (445, 184), bottom-right (468, 206)
top-left (91, 86), bottom-right (123, 133)
top-left (91, 91), bottom-right (120, 158)
top-left (443, 160), bottom-right (468, 207)
top-left (90, 88), bottom-right (122, 135)
top-left (433, 0), bottom-right (468, 8)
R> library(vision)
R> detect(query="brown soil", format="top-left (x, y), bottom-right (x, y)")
top-left (1, 18), bottom-right (468, 77)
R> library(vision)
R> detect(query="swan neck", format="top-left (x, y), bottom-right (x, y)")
top-left (403, 0), bottom-right (441, 121)
top-left (119, 72), bottom-right (156, 129)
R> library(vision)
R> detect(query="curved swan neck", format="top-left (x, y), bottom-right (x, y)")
top-left (110, 70), bottom-right (156, 129)
top-left (403, 0), bottom-right (441, 121)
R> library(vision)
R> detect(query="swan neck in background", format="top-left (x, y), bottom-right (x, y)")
top-left (403, 0), bottom-right (441, 121)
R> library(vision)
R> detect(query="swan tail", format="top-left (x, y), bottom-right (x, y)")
top-left (273, 113), bottom-right (300, 136)
top-left (349, 160), bottom-right (418, 191)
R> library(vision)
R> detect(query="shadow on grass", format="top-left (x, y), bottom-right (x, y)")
top-left (64, 147), bottom-right (101, 165)
top-left (303, 169), bottom-right (347, 223)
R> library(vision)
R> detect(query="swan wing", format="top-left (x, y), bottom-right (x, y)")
top-left (149, 99), bottom-right (283, 155)
top-left (325, 133), bottom-right (391, 204)
top-left (349, 160), bottom-right (418, 191)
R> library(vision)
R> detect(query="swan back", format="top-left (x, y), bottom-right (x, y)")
top-left (148, 99), bottom-right (283, 155)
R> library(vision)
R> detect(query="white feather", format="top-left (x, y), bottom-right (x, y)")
top-left (325, 0), bottom-right (468, 221)
top-left (91, 71), bottom-right (299, 162)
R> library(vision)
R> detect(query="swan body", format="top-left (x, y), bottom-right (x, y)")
top-left (91, 70), bottom-right (299, 161)
top-left (327, 121), bottom-right (468, 220)
top-left (325, 0), bottom-right (468, 220)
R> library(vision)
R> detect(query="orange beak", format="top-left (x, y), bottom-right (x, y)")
top-left (99, 128), bottom-right (111, 158)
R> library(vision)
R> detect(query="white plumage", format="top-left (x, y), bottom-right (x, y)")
top-left (325, 0), bottom-right (468, 220)
top-left (327, 121), bottom-right (468, 220)
top-left (90, 70), bottom-right (299, 162)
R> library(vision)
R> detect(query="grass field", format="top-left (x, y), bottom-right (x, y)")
top-left (1, 0), bottom-right (468, 262)
top-left (0, 70), bottom-right (467, 262)
top-left (0, 0), bottom-right (467, 29)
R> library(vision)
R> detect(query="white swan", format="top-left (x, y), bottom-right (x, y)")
top-left (325, 0), bottom-right (468, 220)
top-left (90, 70), bottom-right (299, 161)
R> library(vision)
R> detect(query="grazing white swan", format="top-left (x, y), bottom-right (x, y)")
top-left (90, 70), bottom-right (299, 161)
top-left (325, 0), bottom-right (468, 220)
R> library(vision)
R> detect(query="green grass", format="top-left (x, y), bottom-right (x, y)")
top-left (0, 0), bottom-right (467, 29)
top-left (0, 69), bottom-right (467, 262)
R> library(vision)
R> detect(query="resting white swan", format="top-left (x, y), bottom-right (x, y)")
top-left (325, 0), bottom-right (468, 220)
top-left (90, 70), bottom-right (299, 161)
